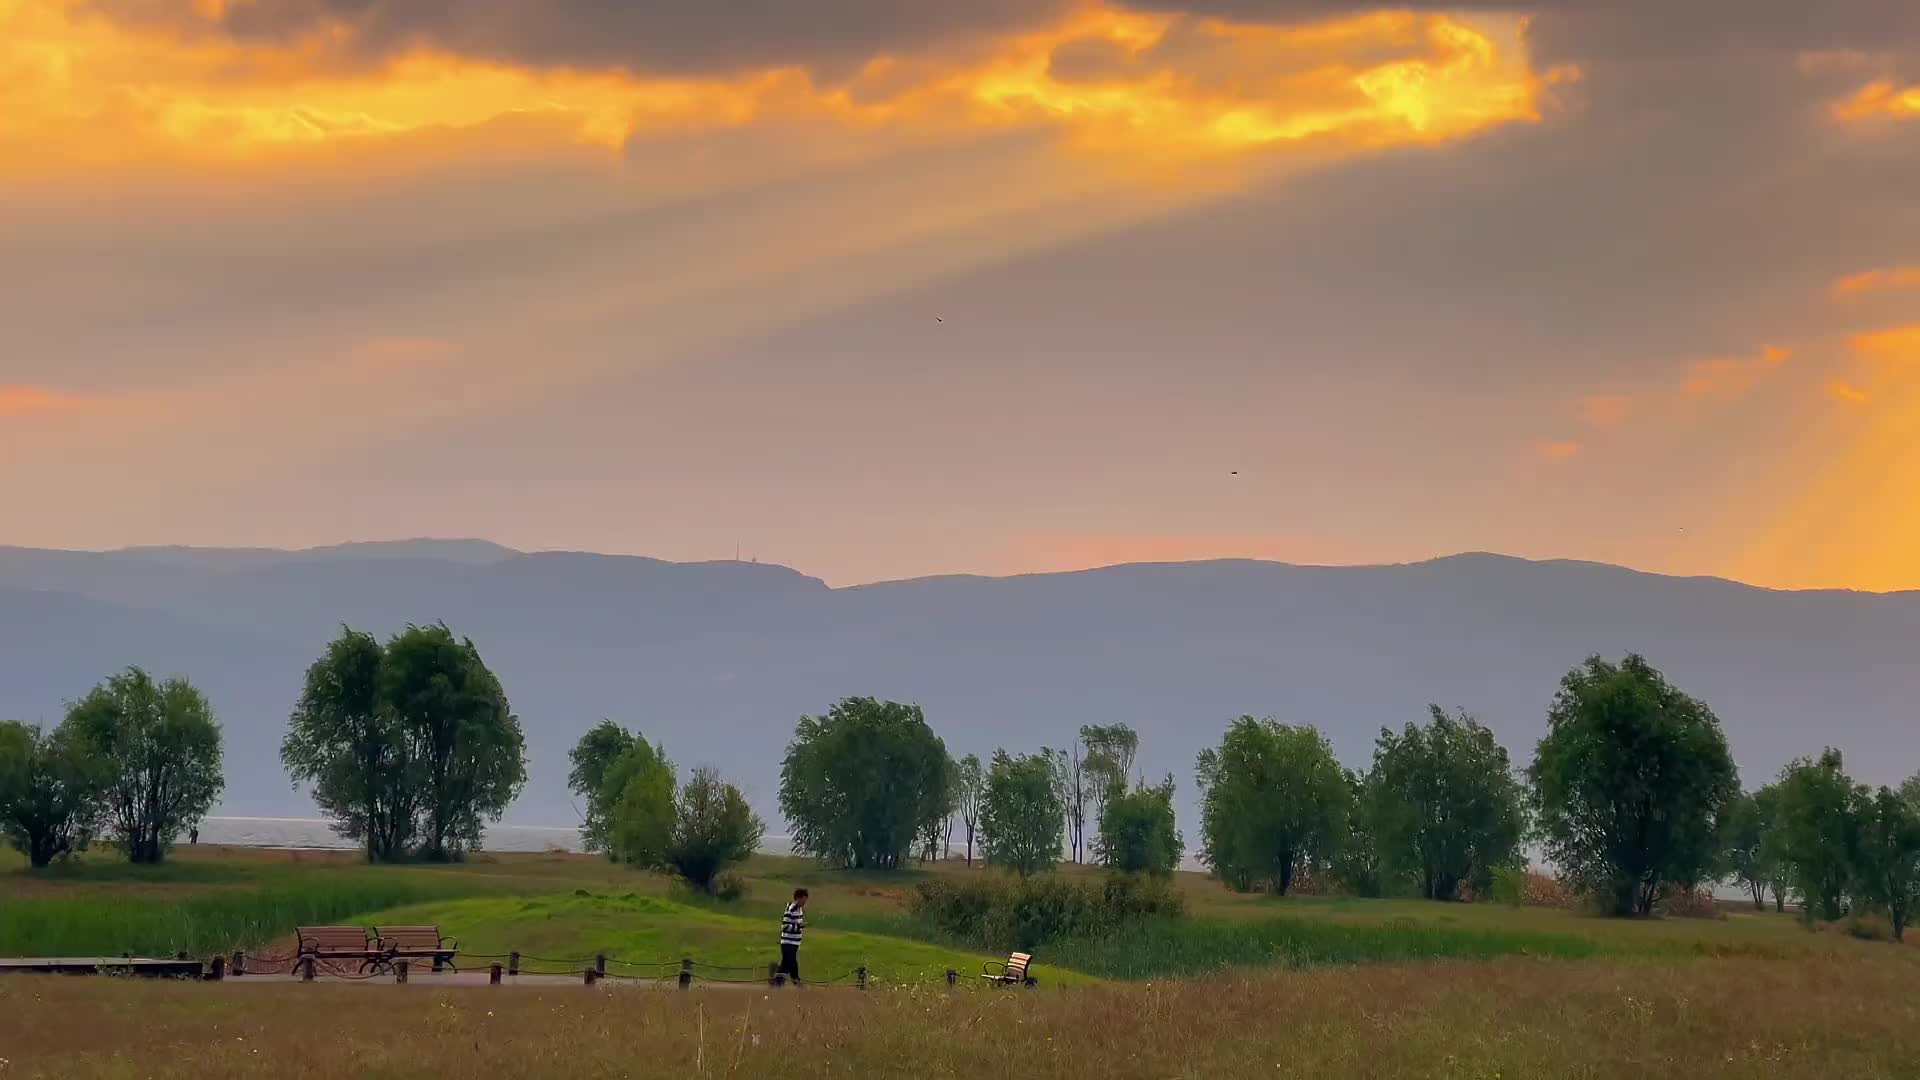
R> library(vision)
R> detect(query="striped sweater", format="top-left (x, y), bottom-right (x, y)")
top-left (780, 902), bottom-right (805, 946)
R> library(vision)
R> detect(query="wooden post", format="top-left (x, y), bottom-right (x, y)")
top-left (489, 963), bottom-right (502, 986)
top-left (678, 958), bottom-right (693, 990)
top-left (208, 955), bottom-right (226, 982)
top-left (857, 966), bottom-right (868, 991)
top-left (595, 953), bottom-right (607, 977)
top-left (395, 960), bottom-right (409, 985)
top-left (509, 951), bottom-right (520, 977)
top-left (945, 969), bottom-right (958, 989)
top-left (231, 951), bottom-right (246, 977)
top-left (298, 957), bottom-right (315, 982)
top-left (584, 968), bottom-right (599, 986)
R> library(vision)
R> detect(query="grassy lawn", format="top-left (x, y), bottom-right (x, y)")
top-left (350, 891), bottom-right (1074, 987)
top-left (2, 950), bottom-right (1917, 1078)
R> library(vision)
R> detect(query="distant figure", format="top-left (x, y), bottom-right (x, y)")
top-left (778, 888), bottom-right (808, 984)
top-left (189, 826), bottom-right (199, 845)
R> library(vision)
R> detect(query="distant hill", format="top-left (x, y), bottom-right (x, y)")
top-left (1, 543), bottom-right (1914, 841)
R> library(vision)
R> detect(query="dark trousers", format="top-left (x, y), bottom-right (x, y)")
top-left (778, 943), bottom-right (801, 983)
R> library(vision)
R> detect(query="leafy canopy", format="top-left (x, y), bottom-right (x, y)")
top-left (1095, 775), bottom-right (1183, 875)
top-left (1368, 706), bottom-right (1527, 901)
top-left (1195, 717), bottom-right (1350, 895)
top-left (0, 719), bottom-right (109, 868)
top-left (778, 697), bottom-right (949, 870)
top-left (1528, 654), bottom-right (1738, 916)
top-left (67, 668), bottom-right (224, 865)
top-left (980, 749), bottom-right (1066, 876)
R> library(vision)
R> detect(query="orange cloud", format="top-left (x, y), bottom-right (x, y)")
top-left (1578, 394), bottom-right (1632, 428)
top-left (0, 385), bottom-right (116, 415)
top-left (1534, 439), bottom-right (1583, 462)
top-left (348, 337), bottom-right (461, 369)
top-left (1682, 345), bottom-right (1791, 399)
top-left (0, 1), bottom-right (1555, 176)
top-left (1833, 80), bottom-right (1920, 122)
top-left (1830, 266), bottom-right (1920, 298)
top-left (1850, 326), bottom-right (1920, 368)
top-left (1828, 379), bottom-right (1872, 405)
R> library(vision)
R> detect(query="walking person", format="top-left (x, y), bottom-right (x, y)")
top-left (777, 888), bottom-right (808, 984)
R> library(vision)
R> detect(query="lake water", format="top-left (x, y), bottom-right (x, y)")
top-left (187, 817), bottom-right (796, 856)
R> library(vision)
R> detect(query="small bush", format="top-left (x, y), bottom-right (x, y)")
top-left (1839, 913), bottom-right (1893, 941)
top-left (1488, 866), bottom-right (1527, 907)
top-left (911, 871), bottom-right (1184, 950)
top-left (709, 872), bottom-right (748, 903)
top-left (1657, 885), bottom-right (1725, 920)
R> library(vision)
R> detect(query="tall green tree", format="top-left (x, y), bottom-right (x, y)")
top-left (1369, 706), bottom-right (1527, 901)
top-left (381, 625), bottom-right (528, 861)
top-left (1194, 717), bottom-right (1350, 895)
top-left (1754, 783), bottom-right (1794, 912)
top-left (1081, 723), bottom-right (1140, 847)
top-left (1528, 655), bottom-right (1739, 916)
top-left (1095, 774), bottom-right (1183, 875)
top-left (1852, 781), bottom-right (1920, 941)
top-left (67, 668), bottom-right (224, 864)
top-left (919, 757), bottom-right (960, 863)
top-left (282, 628), bottom-right (415, 862)
top-left (1337, 770), bottom-right (1387, 898)
top-left (1717, 789), bottom-right (1782, 910)
top-left (606, 738), bottom-right (677, 868)
top-left (980, 749), bottom-right (1065, 875)
top-left (567, 720), bottom-right (642, 856)
top-left (778, 697), bottom-right (949, 870)
top-left (0, 720), bottom-right (108, 868)
top-left (1775, 749), bottom-right (1861, 921)
top-left (954, 753), bottom-right (984, 866)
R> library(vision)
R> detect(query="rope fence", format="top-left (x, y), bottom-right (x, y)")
top-left (208, 943), bottom-right (1032, 992)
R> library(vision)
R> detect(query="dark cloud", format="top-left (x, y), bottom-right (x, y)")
top-left (98, 0), bottom-right (1076, 77)
top-left (1114, 1), bottom-right (1920, 66)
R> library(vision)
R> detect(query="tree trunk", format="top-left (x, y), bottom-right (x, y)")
top-left (965, 826), bottom-right (974, 866)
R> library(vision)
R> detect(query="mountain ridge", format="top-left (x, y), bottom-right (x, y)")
top-left (1, 541), bottom-right (1913, 836)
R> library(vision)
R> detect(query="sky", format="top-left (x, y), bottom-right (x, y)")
top-left (2, 0), bottom-right (1918, 590)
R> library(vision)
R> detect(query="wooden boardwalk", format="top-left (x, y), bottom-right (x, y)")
top-left (0, 956), bottom-right (206, 977)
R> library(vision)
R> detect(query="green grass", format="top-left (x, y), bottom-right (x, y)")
top-left (1043, 913), bottom-right (1609, 979)
top-left (0, 872), bottom-right (521, 956)
top-left (348, 891), bottom-right (1095, 987)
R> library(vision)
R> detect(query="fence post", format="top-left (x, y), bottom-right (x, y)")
top-left (584, 968), bottom-right (599, 986)
top-left (298, 957), bottom-right (315, 982)
top-left (768, 961), bottom-right (779, 987)
top-left (509, 951), bottom-right (520, 977)
top-left (395, 960), bottom-right (409, 985)
top-left (857, 966), bottom-right (868, 991)
top-left (945, 969), bottom-right (958, 989)
top-left (231, 951), bottom-right (246, 977)
top-left (595, 954), bottom-right (607, 977)
top-left (678, 958), bottom-right (693, 990)
top-left (489, 963), bottom-right (502, 986)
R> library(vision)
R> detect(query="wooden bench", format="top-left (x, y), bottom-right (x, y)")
top-left (375, 925), bottom-right (458, 973)
top-left (981, 951), bottom-right (1036, 987)
top-left (295, 926), bottom-right (380, 974)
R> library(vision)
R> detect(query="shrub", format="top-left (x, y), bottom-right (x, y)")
top-left (1657, 884), bottom-right (1725, 920)
top-left (1839, 913), bottom-right (1893, 941)
top-left (911, 871), bottom-right (1185, 950)
top-left (1489, 866), bottom-right (1527, 907)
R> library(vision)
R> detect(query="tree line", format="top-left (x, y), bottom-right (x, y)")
top-left (8, 636), bottom-right (1918, 941)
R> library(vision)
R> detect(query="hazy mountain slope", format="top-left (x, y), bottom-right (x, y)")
top-left (0, 546), bottom-right (1912, 837)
